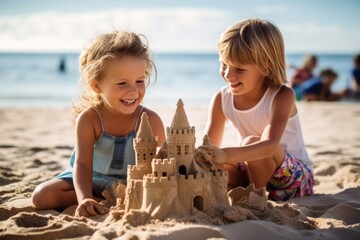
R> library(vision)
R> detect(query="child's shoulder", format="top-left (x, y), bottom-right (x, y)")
top-left (75, 107), bottom-right (99, 126)
top-left (273, 85), bottom-right (296, 105)
top-left (78, 106), bottom-right (98, 118)
top-left (141, 107), bottom-right (163, 124)
top-left (275, 85), bottom-right (295, 96)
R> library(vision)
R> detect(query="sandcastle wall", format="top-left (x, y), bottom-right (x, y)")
top-left (210, 170), bottom-right (229, 205)
top-left (124, 179), bottom-right (143, 212)
top-left (143, 174), bottom-right (178, 189)
top-left (151, 158), bottom-right (177, 177)
top-left (166, 127), bottom-right (195, 136)
top-left (133, 137), bottom-right (157, 146)
top-left (128, 165), bottom-right (149, 180)
top-left (141, 175), bottom-right (178, 219)
top-left (177, 172), bottom-right (212, 213)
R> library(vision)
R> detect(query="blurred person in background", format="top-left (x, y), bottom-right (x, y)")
top-left (289, 55), bottom-right (318, 100)
top-left (298, 68), bottom-right (349, 101)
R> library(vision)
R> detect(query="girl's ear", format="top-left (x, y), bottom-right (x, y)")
top-left (89, 80), bottom-right (101, 94)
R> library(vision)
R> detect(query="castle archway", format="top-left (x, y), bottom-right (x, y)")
top-left (179, 165), bottom-right (186, 175)
top-left (193, 196), bottom-right (203, 211)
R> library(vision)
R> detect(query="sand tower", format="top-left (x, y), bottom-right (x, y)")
top-left (166, 99), bottom-right (196, 175)
top-left (133, 112), bottom-right (157, 173)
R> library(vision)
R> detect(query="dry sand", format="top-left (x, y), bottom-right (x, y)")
top-left (0, 101), bottom-right (359, 239)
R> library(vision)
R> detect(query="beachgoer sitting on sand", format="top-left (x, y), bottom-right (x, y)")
top-left (298, 68), bottom-right (348, 101)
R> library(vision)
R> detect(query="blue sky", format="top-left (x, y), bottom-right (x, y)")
top-left (0, 0), bottom-right (359, 53)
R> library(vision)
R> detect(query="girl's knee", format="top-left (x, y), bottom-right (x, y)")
top-left (31, 184), bottom-right (47, 208)
top-left (31, 181), bottom-right (62, 209)
top-left (216, 163), bottom-right (248, 188)
top-left (246, 159), bottom-right (277, 188)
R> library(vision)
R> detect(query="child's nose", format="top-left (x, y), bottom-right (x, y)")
top-left (127, 84), bottom-right (138, 93)
top-left (224, 68), bottom-right (235, 80)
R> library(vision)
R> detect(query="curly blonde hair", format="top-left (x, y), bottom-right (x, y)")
top-left (218, 18), bottom-right (286, 89)
top-left (72, 30), bottom-right (156, 123)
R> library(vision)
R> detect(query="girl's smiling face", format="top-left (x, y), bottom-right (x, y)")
top-left (219, 58), bottom-right (266, 96)
top-left (95, 55), bottom-right (147, 115)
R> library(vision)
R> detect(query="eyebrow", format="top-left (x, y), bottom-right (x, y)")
top-left (116, 75), bottom-right (147, 81)
top-left (136, 76), bottom-right (147, 80)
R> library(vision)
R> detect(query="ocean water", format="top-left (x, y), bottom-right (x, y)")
top-left (0, 52), bottom-right (355, 108)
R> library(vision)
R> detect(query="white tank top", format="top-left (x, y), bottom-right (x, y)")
top-left (221, 85), bottom-right (312, 168)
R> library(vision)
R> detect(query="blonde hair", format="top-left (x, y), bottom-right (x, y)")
top-left (218, 18), bottom-right (286, 89)
top-left (302, 55), bottom-right (317, 69)
top-left (73, 30), bottom-right (155, 123)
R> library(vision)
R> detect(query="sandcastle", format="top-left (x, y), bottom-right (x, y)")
top-left (123, 99), bottom-right (230, 220)
top-left (104, 99), bottom-right (267, 222)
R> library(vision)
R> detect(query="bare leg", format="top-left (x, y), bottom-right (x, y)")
top-left (216, 163), bottom-right (249, 189)
top-left (241, 136), bottom-right (285, 189)
top-left (246, 150), bottom-right (283, 188)
top-left (32, 179), bottom-right (77, 211)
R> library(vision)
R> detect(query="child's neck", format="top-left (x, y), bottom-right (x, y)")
top-left (233, 85), bottom-right (267, 110)
top-left (97, 103), bottom-right (140, 135)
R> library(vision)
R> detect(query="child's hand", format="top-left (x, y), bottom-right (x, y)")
top-left (75, 198), bottom-right (109, 218)
top-left (198, 145), bottom-right (228, 165)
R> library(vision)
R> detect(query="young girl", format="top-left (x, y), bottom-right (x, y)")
top-left (203, 19), bottom-right (314, 201)
top-left (289, 54), bottom-right (317, 88)
top-left (289, 54), bottom-right (318, 100)
top-left (31, 30), bottom-right (165, 217)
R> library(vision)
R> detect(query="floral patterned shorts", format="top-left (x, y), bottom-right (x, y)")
top-left (238, 152), bottom-right (314, 201)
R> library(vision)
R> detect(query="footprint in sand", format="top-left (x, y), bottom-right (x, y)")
top-left (314, 165), bottom-right (336, 176)
top-left (315, 150), bottom-right (341, 155)
top-left (0, 145), bottom-right (16, 149)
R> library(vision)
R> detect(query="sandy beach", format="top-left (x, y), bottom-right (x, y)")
top-left (0, 101), bottom-right (359, 239)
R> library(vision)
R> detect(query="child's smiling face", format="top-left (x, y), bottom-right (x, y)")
top-left (219, 58), bottom-right (266, 96)
top-left (95, 55), bottom-right (147, 115)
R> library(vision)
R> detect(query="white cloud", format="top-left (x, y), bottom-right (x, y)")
top-left (1, 9), bottom-right (359, 53)
top-left (0, 8), bottom-right (230, 52)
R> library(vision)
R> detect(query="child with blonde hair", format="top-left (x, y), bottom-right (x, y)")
top-left (290, 54), bottom-right (317, 88)
top-left (203, 19), bottom-right (314, 201)
top-left (32, 30), bottom-right (165, 217)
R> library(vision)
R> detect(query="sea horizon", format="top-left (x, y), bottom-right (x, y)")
top-left (0, 52), bottom-right (357, 108)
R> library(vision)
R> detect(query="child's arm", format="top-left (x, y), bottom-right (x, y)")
top-left (221, 86), bottom-right (296, 164)
top-left (73, 109), bottom-right (108, 217)
top-left (204, 92), bottom-right (226, 147)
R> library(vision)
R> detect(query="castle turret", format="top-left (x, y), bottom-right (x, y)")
top-left (133, 112), bottom-right (158, 172)
top-left (166, 99), bottom-right (196, 175)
